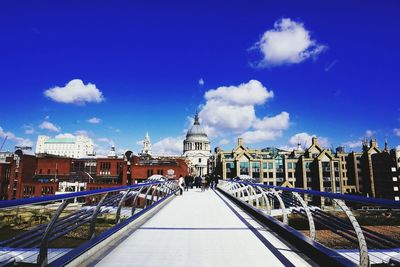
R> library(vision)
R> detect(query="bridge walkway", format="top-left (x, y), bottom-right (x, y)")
top-left (89, 189), bottom-right (317, 267)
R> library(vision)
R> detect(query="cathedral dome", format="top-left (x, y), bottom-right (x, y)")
top-left (186, 113), bottom-right (208, 141)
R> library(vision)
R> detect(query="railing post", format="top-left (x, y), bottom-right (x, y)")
top-left (115, 189), bottom-right (133, 224)
top-left (143, 185), bottom-right (154, 209)
top-left (247, 185), bottom-right (260, 207)
top-left (292, 192), bottom-right (316, 240)
top-left (257, 186), bottom-right (271, 215)
top-left (150, 184), bottom-right (162, 205)
top-left (333, 199), bottom-right (369, 267)
top-left (37, 200), bottom-right (70, 267)
top-left (271, 189), bottom-right (288, 224)
top-left (89, 192), bottom-right (110, 239)
top-left (132, 186), bottom-right (147, 215)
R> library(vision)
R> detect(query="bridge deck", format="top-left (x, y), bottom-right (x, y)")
top-left (91, 189), bottom-right (316, 267)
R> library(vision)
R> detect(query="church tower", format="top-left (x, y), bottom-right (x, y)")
top-left (141, 132), bottom-right (152, 155)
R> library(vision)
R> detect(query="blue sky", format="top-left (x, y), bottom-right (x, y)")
top-left (0, 1), bottom-right (399, 155)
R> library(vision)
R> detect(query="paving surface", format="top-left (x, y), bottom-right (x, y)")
top-left (94, 189), bottom-right (316, 267)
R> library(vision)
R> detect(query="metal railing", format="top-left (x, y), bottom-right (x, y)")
top-left (0, 179), bottom-right (178, 266)
top-left (218, 180), bottom-right (400, 267)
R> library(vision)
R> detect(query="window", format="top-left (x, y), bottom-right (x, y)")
top-left (305, 162), bottom-right (311, 169)
top-left (395, 196), bottom-right (400, 201)
top-left (393, 177), bottom-right (398, 182)
top-left (394, 186), bottom-right (399, 192)
top-left (240, 162), bottom-right (249, 175)
top-left (288, 162), bottom-right (293, 169)
top-left (262, 162), bottom-right (267, 169)
top-left (47, 169), bottom-right (50, 174)
top-left (198, 158), bottom-right (202, 163)
top-left (268, 162), bottom-right (273, 169)
top-left (39, 169), bottom-right (42, 174)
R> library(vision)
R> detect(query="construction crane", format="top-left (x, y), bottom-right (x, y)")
top-left (0, 135), bottom-right (7, 151)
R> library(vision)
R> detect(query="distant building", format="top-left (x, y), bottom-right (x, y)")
top-left (131, 155), bottom-right (189, 182)
top-left (213, 137), bottom-right (400, 201)
top-left (140, 132), bottom-right (152, 156)
top-left (183, 112), bottom-right (211, 176)
top-left (35, 135), bottom-right (94, 158)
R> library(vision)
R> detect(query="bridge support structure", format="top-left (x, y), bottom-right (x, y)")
top-left (216, 179), bottom-right (396, 267)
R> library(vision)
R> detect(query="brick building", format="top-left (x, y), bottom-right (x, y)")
top-left (0, 150), bottom-right (190, 200)
top-left (131, 155), bottom-right (189, 183)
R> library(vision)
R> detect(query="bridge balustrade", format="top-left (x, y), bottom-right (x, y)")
top-left (218, 179), bottom-right (400, 267)
top-left (0, 179), bottom-right (178, 266)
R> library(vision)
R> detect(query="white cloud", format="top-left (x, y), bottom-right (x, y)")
top-left (97, 137), bottom-right (115, 146)
top-left (253, 112), bottom-right (290, 131)
top-left (342, 140), bottom-right (362, 149)
top-left (23, 125), bottom-right (35, 134)
top-left (93, 143), bottom-right (110, 157)
top-left (75, 130), bottom-right (89, 136)
top-left (54, 131), bottom-right (90, 139)
top-left (394, 128), bottom-right (400, 137)
top-left (55, 133), bottom-right (75, 139)
top-left (136, 140), bottom-right (143, 146)
top-left (240, 112), bottom-right (290, 144)
top-left (39, 121), bottom-right (60, 132)
top-left (87, 117), bottom-right (101, 124)
top-left (284, 132), bottom-right (329, 150)
top-left (219, 139), bottom-right (230, 146)
top-left (365, 129), bottom-right (376, 138)
top-left (153, 136), bottom-right (184, 155)
top-left (204, 80), bottom-right (273, 106)
top-left (198, 78), bottom-right (205, 85)
top-left (197, 79), bottom-right (290, 144)
top-left (253, 18), bottom-right (326, 67)
top-left (0, 126), bottom-right (33, 147)
top-left (200, 100), bottom-right (256, 132)
top-left (44, 79), bottom-right (104, 105)
top-left (240, 130), bottom-right (282, 144)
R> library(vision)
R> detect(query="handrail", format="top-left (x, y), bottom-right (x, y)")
top-left (0, 182), bottom-right (162, 209)
top-left (234, 181), bottom-right (400, 208)
top-left (0, 179), bottom-right (178, 266)
top-left (222, 180), bottom-right (400, 267)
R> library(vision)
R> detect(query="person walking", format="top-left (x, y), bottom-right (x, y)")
top-left (201, 176), bottom-right (206, 192)
top-left (184, 175), bottom-right (190, 191)
top-left (205, 175), bottom-right (210, 190)
top-left (210, 174), bottom-right (215, 189)
top-left (178, 175), bottom-right (185, 195)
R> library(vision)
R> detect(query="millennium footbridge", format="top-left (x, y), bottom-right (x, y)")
top-left (0, 176), bottom-right (399, 267)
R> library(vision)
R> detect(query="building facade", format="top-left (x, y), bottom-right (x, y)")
top-left (35, 135), bottom-right (94, 158)
top-left (214, 137), bottom-right (400, 201)
top-left (182, 113), bottom-right (211, 176)
top-left (0, 149), bottom-right (190, 200)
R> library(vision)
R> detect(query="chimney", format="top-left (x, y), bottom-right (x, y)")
top-left (312, 137), bottom-right (318, 145)
top-left (238, 138), bottom-right (244, 147)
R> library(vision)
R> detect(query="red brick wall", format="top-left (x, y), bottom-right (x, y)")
top-left (132, 158), bottom-right (189, 181)
top-left (8, 155), bottom-right (37, 199)
top-left (0, 163), bottom-right (11, 200)
top-left (96, 158), bottom-right (125, 176)
top-left (36, 157), bottom-right (72, 176)
top-left (22, 182), bottom-right (59, 198)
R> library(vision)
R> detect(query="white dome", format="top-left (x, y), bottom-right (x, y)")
top-left (186, 113), bottom-right (208, 139)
